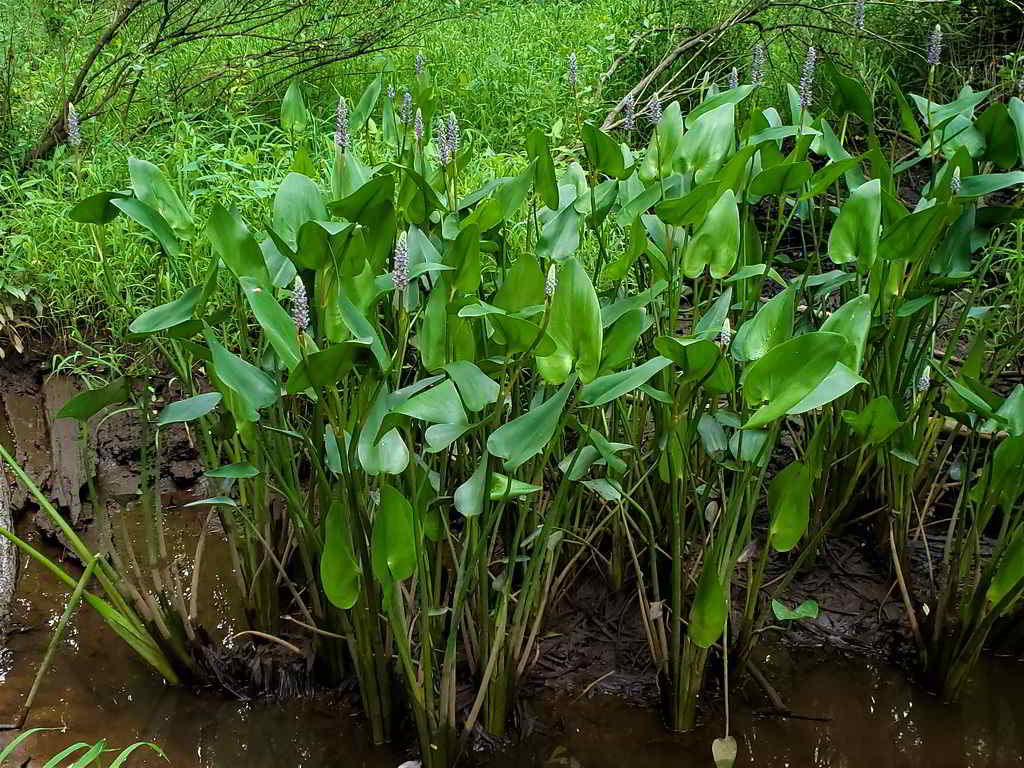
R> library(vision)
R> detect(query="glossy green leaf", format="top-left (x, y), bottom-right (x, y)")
top-left (742, 331), bottom-right (847, 428)
top-left (687, 85), bottom-right (755, 124)
top-left (684, 189), bottom-right (739, 279)
top-left (820, 293), bottom-right (872, 371)
top-left (157, 392), bottom-right (222, 426)
top-left (911, 88), bottom-right (991, 130)
top-left (537, 198), bottom-right (582, 263)
top-left (694, 288), bottom-right (734, 340)
top-left (680, 102), bottom-right (735, 183)
top-left (982, 384), bottom-right (1024, 437)
top-left (273, 173), bottom-right (328, 251)
top-left (394, 379), bottom-right (467, 428)
top-left (787, 363), bottom-right (865, 414)
top-left (879, 204), bottom-right (947, 262)
top-left (654, 182), bottom-right (718, 227)
top-left (182, 496), bottom-right (238, 508)
top-left (280, 80), bottom-right (309, 134)
top-left (829, 178), bottom-right (880, 271)
top-left (729, 427), bottom-right (771, 466)
top-left (128, 157), bottom-right (195, 239)
top-left (771, 598), bottom-right (819, 620)
top-left (732, 286), bottom-right (794, 362)
top-left (205, 204), bottom-right (271, 287)
top-left (973, 436), bottom-right (1024, 513)
top-left (204, 463), bottom-right (259, 479)
top-left (841, 395), bottom-right (902, 446)
top-left (537, 258), bottom-right (602, 384)
top-left (358, 388), bottom-right (409, 475)
top-left (527, 128), bottom-right (559, 210)
top-left (338, 291), bottom-right (390, 371)
top-left (987, 523), bottom-right (1024, 608)
top-left (414, 275), bottom-right (450, 372)
top-left (957, 172), bottom-right (1024, 198)
top-left (448, 223), bottom-right (481, 292)
top-left (239, 277), bottom-right (301, 370)
top-left (487, 377), bottom-right (575, 471)
top-left (582, 123), bottom-right (628, 179)
top-left (803, 157), bottom-right (862, 199)
top-left (640, 101), bottom-right (684, 182)
top-left (56, 377), bottom-right (131, 421)
top-left (768, 461), bottom-right (811, 552)
top-left (321, 502), bottom-right (361, 609)
top-left (975, 102), bottom-right (1019, 169)
top-left (749, 161), bottom-right (812, 197)
top-left (68, 191), bottom-right (129, 224)
top-left (286, 343), bottom-right (359, 393)
top-left (129, 285), bottom-right (203, 335)
top-left (618, 183), bottom-right (663, 226)
top-left (111, 198), bottom-right (181, 257)
top-left (371, 484), bottom-right (416, 584)
top-left (655, 336), bottom-right (734, 393)
top-left (206, 331), bottom-right (279, 422)
top-left (580, 356), bottom-right (671, 406)
top-left (350, 74), bottom-right (382, 135)
top-left (600, 308), bottom-right (653, 373)
top-left (455, 454), bottom-right (488, 517)
top-left (689, 564), bottom-right (726, 648)
top-left (1009, 97), bottom-right (1024, 165)
top-left (328, 174), bottom-right (395, 222)
top-left (489, 473), bottom-right (543, 500)
top-left (262, 237), bottom-right (297, 288)
top-left (445, 361), bottom-right (499, 412)
top-left (824, 59), bottom-right (873, 124)
top-left (494, 253), bottom-right (545, 312)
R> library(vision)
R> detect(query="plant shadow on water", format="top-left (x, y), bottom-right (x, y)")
top-left (2, 534), bottom-right (1024, 768)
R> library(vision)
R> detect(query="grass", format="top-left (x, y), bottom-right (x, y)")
top-left (0, 0), bottom-right (639, 352)
top-left (0, 0), bottom-right (1019, 351)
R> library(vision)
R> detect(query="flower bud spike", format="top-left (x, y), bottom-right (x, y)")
top-left (392, 232), bottom-right (410, 291)
top-left (751, 43), bottom-right (766, 87)
top-left (799, 46), bottom-right (817, 109)
top-left (401, 90), bottom-right (413, 125)
top-left (291, 277), bottom-right (309, 332)
top-left (67, 102), bottom-right (82, 148)
top-left (335, 96), bottom-right (348, 151)
top-left (545, 265), bottom-right (558, 298)
top-left (927, 24), bottom-right (943, 67)
top-left (647, 96), bottom-right (662, 125)
top-left (853, 0), bottom-right (866, 32)
top-left (446, 112), bottom-right (459, 158)
top-left (623, 93), bottom-right (636, 130)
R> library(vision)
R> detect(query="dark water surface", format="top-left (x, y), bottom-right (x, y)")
top-left (2, 527), bottom-right (1023, 768)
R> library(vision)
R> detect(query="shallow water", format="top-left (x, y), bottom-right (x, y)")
top-left (2, 528), bottom-right (1023, 768)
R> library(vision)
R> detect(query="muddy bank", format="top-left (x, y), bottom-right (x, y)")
top-left (0, 474), bottom-right (13, 637)
top-left (0, 351), bottom-right (202, 530)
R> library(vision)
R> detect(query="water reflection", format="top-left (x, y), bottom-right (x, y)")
top-left (486, 650), bottom-right (1024, 768)
top-left (2, 536), bottom-right (1023, 767)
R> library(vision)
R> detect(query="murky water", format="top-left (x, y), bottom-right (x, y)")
top-left (2, 527), bottom-right (1023, 768)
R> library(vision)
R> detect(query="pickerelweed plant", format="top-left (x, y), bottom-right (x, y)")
top-left (39, 49), bottom-right (1024, 766)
